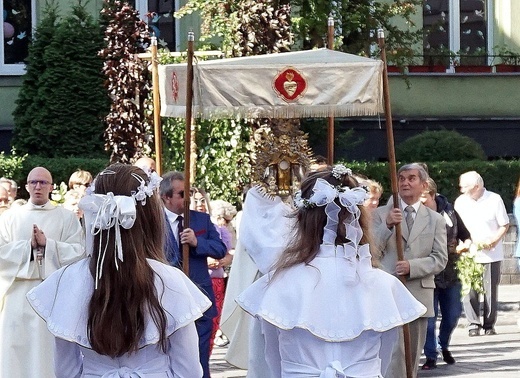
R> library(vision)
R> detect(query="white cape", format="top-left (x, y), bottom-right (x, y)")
top-left (237, 244), bottom-right (426, 341)
top-left (27, 258), bottom-right (211, 348)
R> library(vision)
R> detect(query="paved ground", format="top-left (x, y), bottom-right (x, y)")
top-left (210, 284), bottom-right (520, 377)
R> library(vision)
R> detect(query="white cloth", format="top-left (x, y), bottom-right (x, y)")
top-left (220, 187), bottom-right (293, 371)
top-left (159, 49), bottom-right (384, 119)
top-left (454, 189), bottom-right (509, 263)
top-left (27, 258), bottom-right (211, 377)
top-left (237, 244), bottom-right (426, 377)
top-left (0, 201), bottom-right (84, 378)
top-left (239, 187), bottom-right (293, 274)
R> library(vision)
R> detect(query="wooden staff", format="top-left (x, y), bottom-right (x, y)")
top-left (150, 36), bottom-right (163, 175)
top-left (182, 31), bottom-right (195, 276)
top-left (327, 15), bottom-right (335, 165)
top-left (378, 28), bottom-right (413, 378)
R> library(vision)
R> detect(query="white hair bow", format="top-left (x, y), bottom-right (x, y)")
top-left (79, 193), bottom-right (137, 288)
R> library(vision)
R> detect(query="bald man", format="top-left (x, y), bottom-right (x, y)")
top-left (0, 167), bottom-right (85, 377)
top-left (134, 156), bottom-right (157, 173)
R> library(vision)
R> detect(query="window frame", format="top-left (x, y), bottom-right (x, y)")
top-left (0, 0), bottom-right (36, 75)
top-left (135, 0), bottom-right (180, 51)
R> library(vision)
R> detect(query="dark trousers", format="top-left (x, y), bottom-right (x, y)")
top-left (424, 283), bottom-right (462, 359)
top-left (196, 311), bottom-right (214, 378)
top-left (463, 261), bottom-right (501, 330)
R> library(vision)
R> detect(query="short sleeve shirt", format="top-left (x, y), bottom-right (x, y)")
top-left (454, 189), bottom-right (509, 263)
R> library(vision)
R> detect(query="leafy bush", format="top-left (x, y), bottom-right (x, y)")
top-left (396, 130), bottom-right (486, 162)
top-left (161, 117), bottom-right (252, 207)
top-left (99, 0), bottom-right (151, 163)
top-left (12, 2), bottom-right (59, 149)
top-left (12, 3), bottom-right (108, 158)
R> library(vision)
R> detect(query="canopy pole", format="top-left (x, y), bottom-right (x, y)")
top-left (182, 31), bottom-right (195, 276)
top-left (378, 29), bottom-right (413, 378)
top-left (326, 15), bottom-right (335, 165)
top-left (151, 36), bottom-right (163, 175)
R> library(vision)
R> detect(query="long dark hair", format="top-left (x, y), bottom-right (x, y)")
top-left (87, 164), bottom-right (168, 357)
top-left (273, 167), bottom-right (376, 274)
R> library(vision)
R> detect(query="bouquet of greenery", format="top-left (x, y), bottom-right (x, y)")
top-left (456, 243), bottom-right (485, 297)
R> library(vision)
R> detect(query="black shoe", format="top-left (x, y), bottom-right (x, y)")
top-left (442, 349), bottom-right (455, 364)
top-left (421, 358), bottom-right (437, 370)
top-left (484, 328), bottom-right (497, 335)
top-left (468, 326), bottom-right (481, 337)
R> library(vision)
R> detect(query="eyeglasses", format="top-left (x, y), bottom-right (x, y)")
top-left (174, 190), bottom-right (184, 198)
top-left (27, 180), bottom-right (51, 187)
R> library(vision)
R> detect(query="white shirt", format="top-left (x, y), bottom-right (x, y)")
top-left (165, 207), bottom-right (182, 243)
top-left (400, 199), bottom-right (421, 220)
top-left (454, 189), bottom-right (509, 263)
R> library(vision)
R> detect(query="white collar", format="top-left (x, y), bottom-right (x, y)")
top-left (27, 201), bottom-right (54, 210)
top-left (164, 207), bottom-right (182, 222)
top-left (400, 198), bottom-right (421, 213)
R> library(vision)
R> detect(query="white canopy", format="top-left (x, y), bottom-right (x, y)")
top-left (158, 48), bottom-right (384, 119)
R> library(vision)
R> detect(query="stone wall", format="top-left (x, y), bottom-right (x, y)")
top-left (501, 214), bottom-right (519, 284)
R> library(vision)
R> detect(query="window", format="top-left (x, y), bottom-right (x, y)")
top-left (423, 0), bottom-right (492, 64)
top-left (135, 0), bottom-right (179, 52)
top-left (1, 0), bottom-right (34, 75)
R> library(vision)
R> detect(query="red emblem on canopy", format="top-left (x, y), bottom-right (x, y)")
top-left (273, 67), bottom-right (307, 102)
top-left (171, 71), bottom-right (179, 103)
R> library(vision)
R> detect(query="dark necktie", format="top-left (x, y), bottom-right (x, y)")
top-left (177, 215), bottom-right (184, 253)
top-left (165, 216), bottom-right (179, 267)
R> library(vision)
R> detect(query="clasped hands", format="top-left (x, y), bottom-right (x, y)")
top-left (31, 224), bottom-right (46, 263)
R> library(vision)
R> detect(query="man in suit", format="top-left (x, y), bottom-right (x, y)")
top-left (160, 171), bottom-right (227, 378)
top-left (372, 163), bottom-right (448, 377)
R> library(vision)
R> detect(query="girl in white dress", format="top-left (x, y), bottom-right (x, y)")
top-left (27, 164), bottom-right (210, 377)
top-left (237, 165), bottom-right (426, 377)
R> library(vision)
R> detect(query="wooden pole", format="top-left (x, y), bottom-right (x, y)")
top-left (182, 31), bottom-right (195, 276)
top-left (327, 15), bottom-right (335, 165)
top-left (151, 36), bottom-right (163, 176)
top-left (378, 28), bottom-right (413, 378)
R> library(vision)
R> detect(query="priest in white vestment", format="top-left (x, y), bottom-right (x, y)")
top-left (0, 167), bottom-right (85, 378)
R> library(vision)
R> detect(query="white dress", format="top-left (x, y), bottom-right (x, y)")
top-left (237, 243), bottom-right (426, 378)
top-left (27, 258), bottom-right (211, 378)
top-left (0, 201), bottom-right (84, 378)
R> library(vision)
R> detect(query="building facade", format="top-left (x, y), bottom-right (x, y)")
top-left (1, 0), bottom-right (519, 158)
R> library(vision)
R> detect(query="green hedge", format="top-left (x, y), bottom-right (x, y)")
top-left (1, 155), bottom-right (519, 212)
top-left (341, 160), bottom-right (520, 212)
top-left (0, 155), bottom-right (109, 199)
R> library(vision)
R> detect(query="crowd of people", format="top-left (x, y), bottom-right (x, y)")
top-left (0, 159), bottom-right (517, 377)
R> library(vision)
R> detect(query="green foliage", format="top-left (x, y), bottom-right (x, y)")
top-left (230, 0), bottom-right (292, 56)
top-left (12, 1), bottom-right (108, 158)
top-left (176, 0), bottom-right (292, 57)
top-left (291, 0), bottom-right (423, 58)
top-left (0, 151), bottom-right (27, 179)
top-left (161, 116), bottom-right (252, 207)
top-left (12, 2), bottom-right (59, 152)
top-left (99, 0), bottom-right (152, 163)
top-left (396, 130), bottom-right (487, 162)
top-left (456, 249), bottom-right (484, 296)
